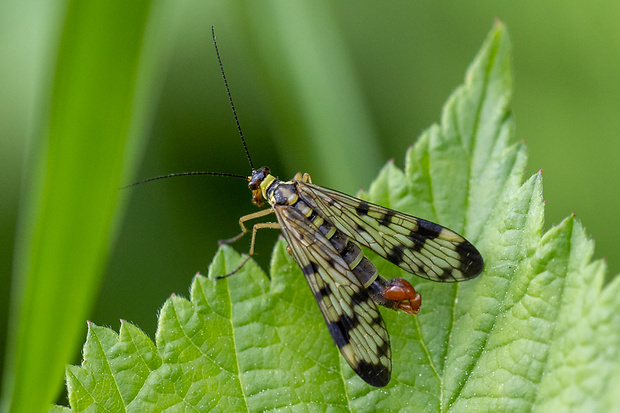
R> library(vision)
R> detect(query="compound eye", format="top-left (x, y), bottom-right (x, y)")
top-left (248, 167), bottom-right (270, 190)
top-left (248, 172), bottom-right (263, 190)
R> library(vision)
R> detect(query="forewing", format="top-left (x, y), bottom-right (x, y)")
top-left (274, 204), bottom-right (392, 387)
top-left (297, 182), bottom-right (484, 282)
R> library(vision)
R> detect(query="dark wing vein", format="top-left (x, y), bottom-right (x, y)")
top-left (297, 182), bottom-right (483, 282)
top-left (274, 204), bottom-right (391, 387)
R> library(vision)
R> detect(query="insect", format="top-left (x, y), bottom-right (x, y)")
top-left (130, 27), bottom-right (484, 387)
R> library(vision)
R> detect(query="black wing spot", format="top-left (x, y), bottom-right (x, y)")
top-left (406, 229), bottom-right (426, 251)
top-left (416, 219), bottom-right (442, 239)
top-left (407, 219), bottom-right (443, 250)
top-left (341, 313), bottom-right (360, 328)
top-left (349, 289), bottom-right (368, 306)
top-left (455, 240), bottom-right (484, 278)
top-left (314, 285), bottom-right (332, 303)
top-left (327, 321), bottom-right (350, 347)
top-left (301, 261), bottom-right (319, 276)
top-left (326, 313), bottom-right (359, 347)
top-left (387, 247), bottom-right (404, 265)
top-left (355, 360), bottom-right (390, 388)
top-left (376, 338), bottom-right (389, 358)
top-left (355, 201), bottom-right (370, 216)
top-left (437, 268), bottom-right (456, 282)
top-left (379, 210), bottom-right (396, 227)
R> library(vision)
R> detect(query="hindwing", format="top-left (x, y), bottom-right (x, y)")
top-left (274, 204), bottom-right (391, 387)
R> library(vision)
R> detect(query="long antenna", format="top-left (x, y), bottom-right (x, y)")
top-left (121, 28), bottom-right (254, 190)
top-left (121, 171), bottom-right (248, 190)
top-left (211, 26), bottom-right (254, 170)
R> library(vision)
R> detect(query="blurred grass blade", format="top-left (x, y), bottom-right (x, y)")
top-left (225, 0), bottom-right (382, 191)
top-left (1, 1), bottom-right (158, 411)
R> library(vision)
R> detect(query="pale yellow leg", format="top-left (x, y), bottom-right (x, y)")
top-left (217, 211), bottom-right (281, 279)
top-left (218, 208), bottom-right (275, 245)
top-left (247, 222), bottom-right (281, 255)
top-left (293, 172), bottom-right (312, 183)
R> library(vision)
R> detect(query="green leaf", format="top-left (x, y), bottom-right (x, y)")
top-left (58, 22), bottom-right (620, 412)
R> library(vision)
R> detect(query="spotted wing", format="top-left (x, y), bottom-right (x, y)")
top-left (297, 182), bottom-right (484, 282)
top-left (274, 204), bottom-right (391, 387)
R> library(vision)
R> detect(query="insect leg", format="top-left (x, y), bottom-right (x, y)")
top-left (218, 208), bottom-right (275, 245)
top-left (217, 221), bottom-right (281, 279)
top-left (292, 172), bottom-right (312, 183)
top-left (247, 222), bottom-right (281, 256)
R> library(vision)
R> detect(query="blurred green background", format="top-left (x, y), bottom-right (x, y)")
top-left (1, 0), bottom-right (619, 410)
